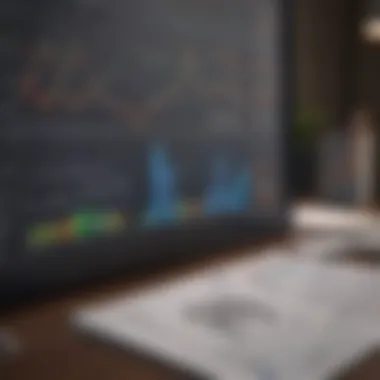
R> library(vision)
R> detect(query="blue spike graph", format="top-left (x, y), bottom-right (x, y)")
top-left (144, 143), bottom-right (179, 225)
top-left (144, 145), bottom-right (253, 225)
top-left (204, 155), bottom-right (252, 216)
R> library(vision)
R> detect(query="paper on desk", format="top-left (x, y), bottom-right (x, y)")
top-left (73, 254), bottom-right (380, 380)
top-left (212, 256), bottom-right (380, 379)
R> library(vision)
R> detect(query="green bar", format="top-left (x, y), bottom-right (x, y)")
top-left (72, 212), bottom-right (92, 238)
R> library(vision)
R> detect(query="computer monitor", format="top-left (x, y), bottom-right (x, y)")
top-left (0, 0), bottom-right (293, 302)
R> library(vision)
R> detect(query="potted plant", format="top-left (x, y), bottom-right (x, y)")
top-left (291, 106), bottom-right (326, 198)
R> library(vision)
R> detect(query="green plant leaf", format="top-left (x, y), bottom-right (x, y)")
top-left (293, 106), bottom-right (327, 145)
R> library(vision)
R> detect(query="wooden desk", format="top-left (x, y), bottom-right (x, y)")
top-left (2, 237), bottom-right (380, 380)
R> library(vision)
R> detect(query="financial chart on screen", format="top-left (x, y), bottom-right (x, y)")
top-left (1, 0), bottom-right (288, 256)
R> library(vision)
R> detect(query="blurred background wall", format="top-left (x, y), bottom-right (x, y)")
top-left (291, 0), bottom-right (379, 201)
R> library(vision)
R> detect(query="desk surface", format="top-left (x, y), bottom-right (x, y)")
top-left (2, 235), bottom-right (380, 380)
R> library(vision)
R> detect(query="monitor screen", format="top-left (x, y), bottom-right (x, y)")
top-left (0, 0), bottom-right (292, 300)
